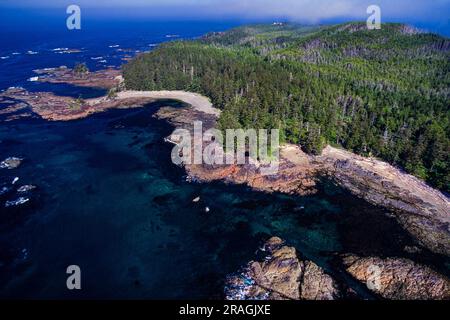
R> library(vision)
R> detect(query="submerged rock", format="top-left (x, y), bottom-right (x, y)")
top-left (5, 197), bottom-right (30, 208)
top-left (0, 157), bottom-right (23, 170)
top-left (0, 185), bottom-right (11, 196)
top-left (225, 237), bottom-right (340, 300)
top-left (17, 185), bottom-right (36, 193)
top-left (342, 255), bottom-right (450, 300)
top-left (404, 245), bottom-right (422, 254)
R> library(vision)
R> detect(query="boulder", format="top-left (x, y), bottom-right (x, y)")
top-left (17, 185), bottom-right (37, 193)
top-left (225, 237), bottom-right (340, 300)
top-left (0, 157), bottom-right (23, 169)
top-left (5, 197), bottom-right (30, 208)
top-left (342, 255), bottom-right (450, 300)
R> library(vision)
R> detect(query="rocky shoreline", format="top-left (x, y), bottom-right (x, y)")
top-left (1, 68), bottom-right (449, 299)
top-left (225, 237), bottom-right (450, 300)
top-left (0, 86), bottom-right (161, 121)
top-left (2, 69), bottom-right (448, 255)
top-left (154, 105), bottom-right (450, 299)
top-left (319, 147), bottom-right (450, 256)
top-left (155, 105), bottom-right (450, 257)
top-left (0, 67), bottom-right (218, 121)
top-left (33, 66), bottom-right (122, 89)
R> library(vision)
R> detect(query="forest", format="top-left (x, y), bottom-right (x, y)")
top-left (123, 23), bottom-right (450, 192)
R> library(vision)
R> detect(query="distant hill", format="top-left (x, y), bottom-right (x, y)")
top-left (123, 23), bottom-right (450, 192)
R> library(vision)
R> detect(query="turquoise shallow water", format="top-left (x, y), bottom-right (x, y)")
top-left (1, 101), bottom-right (447, 299)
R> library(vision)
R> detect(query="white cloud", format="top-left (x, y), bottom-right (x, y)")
top-left (3, 0), bottom-right (449, 23)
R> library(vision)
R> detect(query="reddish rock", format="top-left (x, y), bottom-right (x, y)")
top-left (225, 237), bottom-right (341, 300)
top-left (342, 255), bottom-right (450, 300)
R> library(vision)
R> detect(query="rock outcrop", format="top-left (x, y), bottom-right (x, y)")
top-left (157, 102), bottom-right (450, 256)
top-left (319, 146), bottom-right (450, 256)
top-left (342, 255), bottom-right (450, 300)
top-left (16, 185), bottom-right (36, 193)
top-left (2, 66), bottom-right (448, 257)
top-left (226, 238), bottom-right (450, 300)
top-left (181, 139), bottom-right (450, 256)
top-left (225, 237), bottom-right (341, 300)
top-left (34, 66), bottom-right (122, 89)
top-left (0, 157), bottom-right (23, 170)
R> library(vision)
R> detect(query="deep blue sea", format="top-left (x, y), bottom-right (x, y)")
top-left (0, 12), bottom-right (448, 299)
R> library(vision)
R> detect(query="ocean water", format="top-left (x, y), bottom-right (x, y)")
top-left (2, 102), bottom-right (435, 299)
top-left (0, 15), bottom-right (448, 299)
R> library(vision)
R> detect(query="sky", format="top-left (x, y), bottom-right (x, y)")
top-left (0, 0), bottom-right (449, 35)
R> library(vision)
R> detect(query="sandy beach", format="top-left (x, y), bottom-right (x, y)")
top-left (88, 90), bottom-right (221, 117)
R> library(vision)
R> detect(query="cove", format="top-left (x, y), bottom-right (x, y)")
top-left (0, 101), bottom-right (447, 299)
